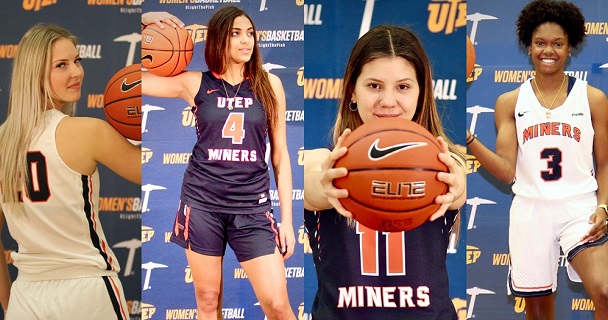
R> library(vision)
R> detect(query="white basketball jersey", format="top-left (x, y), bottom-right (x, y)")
top-left (2, 109), bottom-right (120, 280)
top-left (512, 77), bottom-right (597, 200)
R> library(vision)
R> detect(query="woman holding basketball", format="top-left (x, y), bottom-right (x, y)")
top-left (466, 0), bottom-right (608, 318)
top-left (303, 25), bottom-right (466, 319)
top-left (141, 7), bottom-right (296, 320)
top-left (0, 23), bottom-right (140, 319)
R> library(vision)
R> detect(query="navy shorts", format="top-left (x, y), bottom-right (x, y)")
top-left (170, 201), bottom-right (280, 262)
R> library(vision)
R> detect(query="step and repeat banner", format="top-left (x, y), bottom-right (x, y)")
top-left (0, 1), bottom-right (142, 320)
top-left (466, 0), bottom-right (607, 318)
top-left (140, 1), bottom-right (304, 320)
top-left (304, 0), bottom-right (467, 319)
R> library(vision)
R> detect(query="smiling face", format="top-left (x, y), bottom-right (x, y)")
top-left (352, 56), bottom-right (420, 124)
top-left (227, 15), bottom-right (254, 66)
top-left (529, 22), bottom-right (571, 75)
top-left (49, 37), bottom-right (83, 108)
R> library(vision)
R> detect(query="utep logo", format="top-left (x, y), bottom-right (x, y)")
top-left (467, 287), bottom-right (495, 319)
top-left (297, 147), bottom-right (305, 166)
top-left (466, 196), bottom-right (497, 230)
top-left (142, 104), bottom-right (165, 134)
top-left (466, 154), bottom-right (481, 174)
top-left (467, 105), bottom-right (494, 136)
top-left (142, 147), bottom-right (153, 164)
top-left (142, 303), bottom-right (156, 320)
top-left (142, 261), bottom-right (168, 290)
top-left (427, 0), bottom-right (466, 35)
top-left (297, 67), bottom-right (304, 87)
top-left (298, 224), bottom-right (312, 254)
top-left (467, 12), bottom-right (498, 82)
top-left (23, 0), bottom-right (56, 11)
top-left (182, 106), bottom-right (196, 127)
top-left (141, 183), bottom-right (167, 212)
top-left (185, 24), bottom-right (207, 44)
top-left (113, 239), bottom-right (141, 277)
top-left (466, 245), bottom-right (481, 264)
top-left (184, 265), bottom-right (193, 284)
top-left (141, 225), bottom-right (155, 243)
top-left (114, 33), bottom-right (141, 67)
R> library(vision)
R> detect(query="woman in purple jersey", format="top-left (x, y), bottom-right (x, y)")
top-left (467, 0), bottom-right (608, 318)
top-left (142, 7), bottom-right (296, 320)
top-left (304, 25), bottom-right (466, 319)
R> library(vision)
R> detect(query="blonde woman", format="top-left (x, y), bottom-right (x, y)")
top-left (0, 23), bottom-right (139, 319)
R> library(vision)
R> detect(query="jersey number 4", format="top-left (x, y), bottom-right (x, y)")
top-left (540, 148), bottom-right (562, 181)
top-left (357, 222), bottom-right (406, 276)
top-left (222, 113), bottom-right (245, 144)
top-left (19, 151), bottom-right (51, 202)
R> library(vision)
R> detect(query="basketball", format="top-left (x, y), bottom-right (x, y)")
top-left (333, 117), bottom-right (448, 232)
top-left (104, 63), bottom-right (141, 141)
top-left (141, 22), bottom-right (194, 77)
top-left (466, 35), bottom-right (476, 78)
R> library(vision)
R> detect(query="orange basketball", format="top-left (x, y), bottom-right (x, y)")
top-left (141, 22), bottom-right (194, 77)
top-left (466, 35), bottom-right (476, 78)
top-left (104, 64), bottom-right (141, 141)
top-left (333, 117), bottom-right (448, 232)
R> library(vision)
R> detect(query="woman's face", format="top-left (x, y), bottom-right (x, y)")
top-left (353, 57), bottom-right (419, 124)
top-left (49, 37), bottom-right (83, 107)
top-left (227, 15), bottom-right (254, 66)
top-left (529, 22), bottom-right (571, 75)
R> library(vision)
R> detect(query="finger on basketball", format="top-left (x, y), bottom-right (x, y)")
top-left (429, 203), bottom-right (449, 221)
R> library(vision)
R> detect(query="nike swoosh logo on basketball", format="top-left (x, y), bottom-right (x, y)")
top-left (142, 54), bottom-right (153, 63)
top-left (121, 79), bottom-right (141, 92)
top-left (207, 89), bottom-right (221, 94)
top-left (517, 111), bottom-right (530, 117)
top-left (368, 139), bottom-right (428, 161)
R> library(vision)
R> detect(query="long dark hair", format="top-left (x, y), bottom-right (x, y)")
top-left (205, 5), bottom-right (278, 130)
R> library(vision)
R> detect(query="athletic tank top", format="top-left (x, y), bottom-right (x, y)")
top-left (513, 77), bottom-right (596, 200)
top-left (180, 71), bottom-right (271, 214)
top-left (304, 208), bottom-right (458, 319)
top-left (2, 109), bottom-right (120, 280)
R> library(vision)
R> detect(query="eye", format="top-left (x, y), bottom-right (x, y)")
top-left (554, 42), bottom-right (563, 48)
top-left (231, 31), bottom-right (239, 37)
top-left (397, 84), bottom-right (410, 90)
top-left (535, 41), bottom-right (544, 46)
top-left (55, 62), bottom-right (66, 68)
top-left (247, 31), bottom-right (254, 37)
top-left (75, 58), bottom-right (82, 64)
top-left (368, 83), bottom-right (380, 90)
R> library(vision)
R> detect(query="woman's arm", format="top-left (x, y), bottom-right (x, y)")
top-left (467, 89), bottom-right (519, 184)
top-left (583, 85), bottom-right (608, 242)
top-left (142, 71), bottom-right (201, 105)
top-left (0, 208), bottom-right (11, 313)
top-left (267, 73), bottom-right (295, 259)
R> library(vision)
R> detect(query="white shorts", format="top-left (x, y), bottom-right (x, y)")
top-left (507, 193), bottom-right (603, 297)
top-left (6, 276), bottom-right (129, 320)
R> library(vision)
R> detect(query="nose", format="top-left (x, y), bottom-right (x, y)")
top-left (71, 63), bottom-right (83, 78)
top-left (378, 89), bottom-right (398, 108)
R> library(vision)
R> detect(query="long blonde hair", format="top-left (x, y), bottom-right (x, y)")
top-left (0, 23), bottom-right (77, 213)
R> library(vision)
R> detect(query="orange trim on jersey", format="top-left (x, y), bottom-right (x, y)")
top-left (265, 211), bottom-right (279, 246)
top-left (89, 178), bottom-right (98, 231)
top-left (108, 276), bottom-right (129, 320)
top-left (184, 205), bottom-right (191, 241)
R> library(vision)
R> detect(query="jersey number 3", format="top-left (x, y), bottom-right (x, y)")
top-left (357, 222), bottom-right (406, 276)
top-left (540, 148), bottom-right (562, 181)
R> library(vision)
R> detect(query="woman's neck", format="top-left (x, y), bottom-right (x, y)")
top-left (222, 64), bottom-right (245, 85)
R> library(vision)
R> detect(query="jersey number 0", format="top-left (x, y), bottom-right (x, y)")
top-left (19, 151), bottom-right (51, 202)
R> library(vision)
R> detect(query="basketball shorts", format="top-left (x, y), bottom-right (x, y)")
top-left (170, 201), bottom-right (280, 262)
top-left (507, 192), bottom-right (608, 297)
top-left (6, 276), bottom-right (129, 320)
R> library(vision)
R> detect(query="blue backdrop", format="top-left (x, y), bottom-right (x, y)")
top-left (466, 0), bottom-right (607, 318)
top-left (141, 1), bottom-right (304, 320)
top-left (304, 0), bottom-right (467, 319)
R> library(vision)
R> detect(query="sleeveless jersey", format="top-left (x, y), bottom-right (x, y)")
top-left (181, 71), bottom-right (271, 214)
top-left (304, 208), bottom-right (458, 319)
top-left (513, 77), bottom-right (596, 200)
top-left (2, 109), bottom-right (120, 281)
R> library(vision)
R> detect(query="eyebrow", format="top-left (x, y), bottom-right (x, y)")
top-left (363, 77), bottom-right (416, 82)
top-left (232, 27), bottom-right (254, 31)
top-left (52, 55), bottom-right (81, 64)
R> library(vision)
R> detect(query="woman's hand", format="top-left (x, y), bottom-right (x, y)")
top-left (320, 129), bottom-right (353, 218)
top-left (278, 222), bottom-right (295, 260)
top-left (581, 208), bottom-right (608, 243)
top-left (142, 12), bottom-right (185, 29)
top-left (430, 136), bottom-right (466, 221)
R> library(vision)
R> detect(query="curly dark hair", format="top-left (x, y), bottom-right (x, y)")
top-left (516, 0), bottom-right (586, 48)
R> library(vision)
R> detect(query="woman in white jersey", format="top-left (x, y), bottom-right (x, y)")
top-left (0, 24), bottom-right (140, 319)
top-left (466, 0), bottom-right (608, 318)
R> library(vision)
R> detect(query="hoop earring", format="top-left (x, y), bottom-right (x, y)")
top-left (349, 102), bottom-right (357, 112)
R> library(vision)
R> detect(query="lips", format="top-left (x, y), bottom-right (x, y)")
top-left (68, 82), bottom-right (81, 89)
top-left (375, 113), bottom-right (401, 118)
